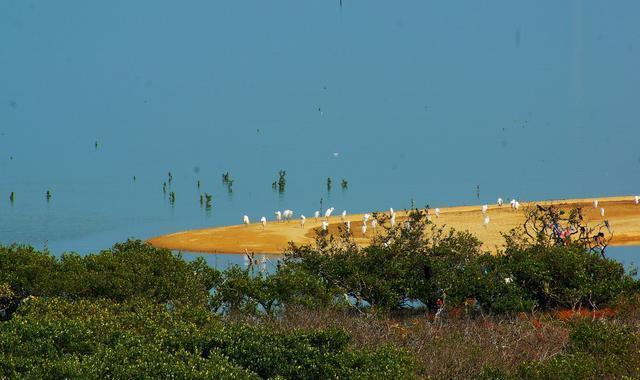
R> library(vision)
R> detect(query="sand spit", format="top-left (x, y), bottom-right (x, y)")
top-left (147, 196), bottom-right (640, 254)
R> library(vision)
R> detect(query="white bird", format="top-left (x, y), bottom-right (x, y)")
top-left (260, 216), bottom-right (266, 228)
top-left (514, 201), bottom-right (520, 210)
top-left (497, 198), bottom-right (504, 207)
top-left (283, 209), bottom-right (293, 221)
top-left (510, 199), bottom-right (516, 208)
top-left (371, 219), bottom-right (378, 230)
top-left (482, 204), bottom-right (488, 214)
top-left (390, 207), bottom-right (394, 215)
top-left (483, 215), bottom-right (490, 226)
top-left (593, 200), bottom-right (599, 208)
top-left (314, 210), bottom-right (320, 220)
top-left (600, 207), bottom-right (605, 217)
top-left (345, 220), bottom-right (351, 232)
top-left (390, 214), bottom-right (396, 227)
top-left (243, 215), bottom-right (250, 225)
top-left (362, 223), bottom-right (367, 236)
top-left (363, 213), bottom-right (371, 223)
top-left (322, 221), bottom-right (328, 231)
top-left (300, 215), bottom-right (306, 228)
top-left (341, 210), bottom-right (347, 221)
top-left (504, 276), bottom-right (513, 284)
top-left (324, 207), bottom-right (334, 218)
top-left (275, 210), bottom-right (282, 222)
top-left (435, 208), bottom-right (440, 218)
top-left (635, 195), bottom-right (640, 205)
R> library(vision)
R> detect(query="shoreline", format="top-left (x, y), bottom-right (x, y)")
top-left (147, 195), bottom-right (640, 255)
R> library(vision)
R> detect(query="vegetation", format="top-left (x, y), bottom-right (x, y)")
top-left (276, 170), bottom-right (286, 193)
top-left (1, 206), bottom-right (638, 378)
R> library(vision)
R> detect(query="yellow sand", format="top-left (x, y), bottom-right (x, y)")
top-left (147, 196), bottom-right (640, 254)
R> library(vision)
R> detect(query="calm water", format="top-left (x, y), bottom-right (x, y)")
top-left (1, 1), bottom-right (639, 266)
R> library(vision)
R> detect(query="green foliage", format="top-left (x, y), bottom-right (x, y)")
top-left (0, 240), bottom-right (218, 314)
top-left (285, 209), bottom-right (635, 314)
top-left (211, 264), bottom-right (333, 315)
top-left (0, 297), bottom-right (413, 379)
top-left (482, 319), bottom-right (640, 379)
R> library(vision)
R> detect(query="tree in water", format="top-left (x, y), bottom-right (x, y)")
top-left (277, 170), bottom-right (286, 193)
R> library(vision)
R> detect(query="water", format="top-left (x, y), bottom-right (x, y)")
top-left (1, 1), bottom-right (639, 267)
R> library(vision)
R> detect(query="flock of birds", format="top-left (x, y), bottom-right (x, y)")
top-left (241, 195), bottom-right (640, 236)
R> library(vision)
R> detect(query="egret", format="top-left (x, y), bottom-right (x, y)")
top-left (497, 198), bottom-right (503, 207)
top-left (482, 204), bottom-right (488, 214)
top-left (283, 209), bottom-right (293, 221)
top-left (324, 207), bottom-right (334, 218)
top-left (362, 223), bottom-right (367, 236)
top-left (371, 218), bottom-right (378, 230)
top-left (600, 207), bottom-right (605, 217)
top-left (635, 195), bottom-right (639, 205)
top-left (314, 210), bottom-right (320, 220)
top-left (243, 215), bottom-right (250, 225)
top-left (514, 201), bottom-right (520, 210)
top-left (390, 214), bottom-right (396, 227)
top-left (390, 207), bottom-right (394, 215)
top-left (594, 200), bottom-right (599, 208)
top-left (341, 210), bottom-right (347, 221)
top-left (435, 208), bottom-right (440, 218)
top-left (483, 215), bottom-right (490, 226)
top-left (260, 216), bottom-right (266, 228)
top-left (363, 213), bottom-right (371, 223)
top-left (275, 210), bottom-right (282, 222)
top-left (300, 215), bottom-right (306, 228)
top-left (345, 220), bottom-right (351, 232)
top-left (322, 221), bottom-right (328, 231)
top-left (510, 199), bottom-right (516, 208)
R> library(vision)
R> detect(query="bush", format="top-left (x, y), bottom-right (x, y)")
top-left (0, 240), bottom-right (219, 314)
top-left (0, 297), bottom-right (414, 379)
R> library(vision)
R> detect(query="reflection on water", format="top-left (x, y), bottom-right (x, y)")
top-left (181, 251), bottom-right (282, 274)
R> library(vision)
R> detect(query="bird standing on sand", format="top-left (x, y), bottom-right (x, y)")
top-left (482, 204), bottom-right (488, 214)
top-left (260, 217), bottom-right (266, 228)
top-left (243, 215), bottom-right (250, 225)
top-left (300, 215), bottom-right (306, 228)
top-left (275, 210), bottom-right (282, 222)
top-left (435, 208), bottom-right (441, 218)
top-left (600, 208), bottom-right (605, 217)
top-left (314, 211), bottom-right (320, 220)
top-left (390, 214), bottom-right (396, 227)
top-left (594, 200), bottom-right (599, 208)
top-left (635, 195), bottom-right (639, 205)
top-left (324, 207), bottom-right (334, 219)
top-left (283, 209), bottom-right (293, 221)
top-left (363, 213), bottom-right (371, 223)
top-left (497, 198), bottom-right (504, 207)
top-left (483, 215), bottom-right (490, 226)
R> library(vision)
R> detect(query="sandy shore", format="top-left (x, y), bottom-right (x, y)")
top-left (147, 196), bottom-right (640, 254)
